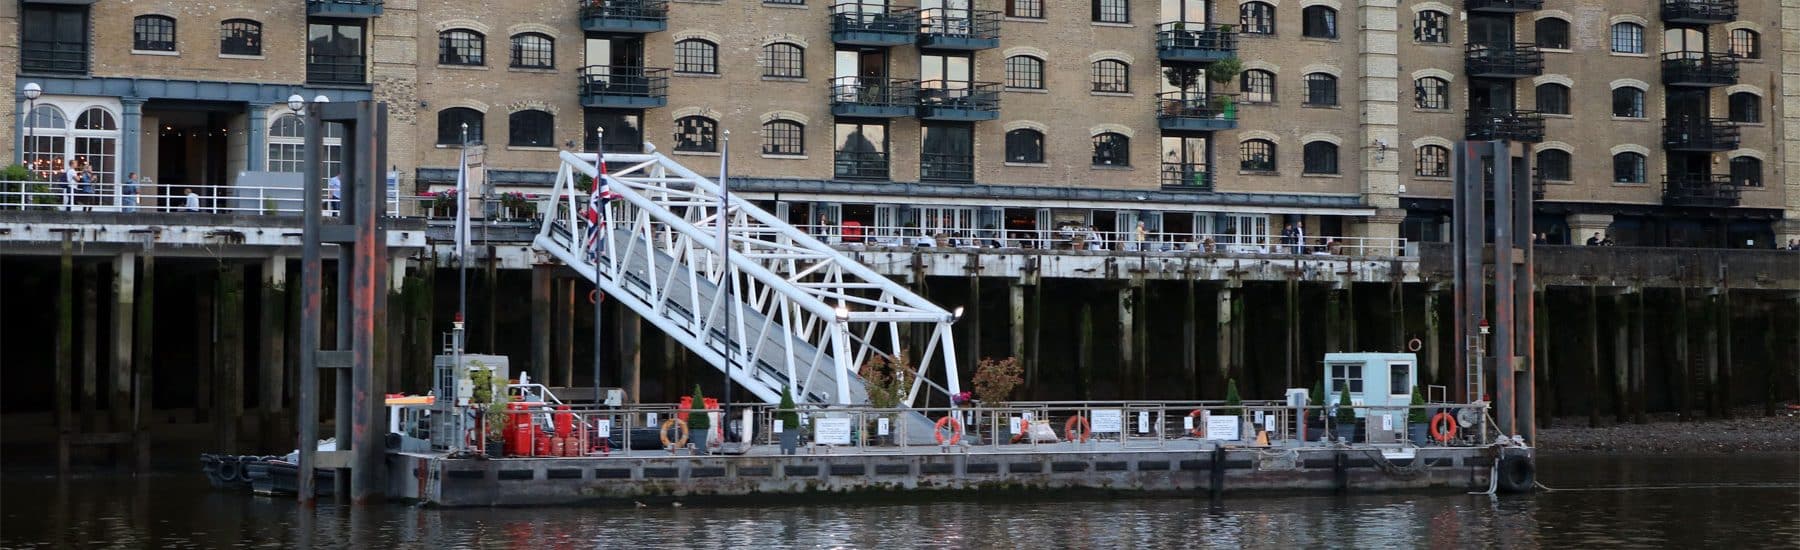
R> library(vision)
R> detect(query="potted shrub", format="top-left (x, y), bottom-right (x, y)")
top-left (468, 365), bottom-right (508, 457)
top-left (972, 357), bottom-right (1023, 443)
top-left (687, 385), bottom-right (710, 455)
top-left (1223, 378), bottom-right (1251, 440)
top-left (1334, 385), bottom-right (1358, 443)
top-left (1305, 379), bottom-right (1327, 442)
top-left (1407, 385), bottom-right (1429, 446)
top-left (859, 354), bottom-right (911, 446)
top-left (500, 191), bottom-right (537, 220)
top-left (776, 387), bottom-right (803, 455)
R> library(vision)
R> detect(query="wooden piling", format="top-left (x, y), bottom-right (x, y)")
top-left (56, 232), bottom-right (73, 474)
top-left (134, 253), bottom-right (155, 471)
top-left (1613, 294), bottom-right (1630, 423)
top-left (1215, 285), bottom-right (1233, 383)
top-left (1424, 287), bottom-right (1440, 383)
top-left (1389, 280), bottom-right (1404, 353)
top-left (1540, 286), bottom-right (1556, 428)
top-left (1285, 277), bottom-right (1298, 390)
top-left (1117, 286), bottom-right (1133, 398)
top-left (485, 245), bottom-right (499, 352)
top-left (1325, 289), bottom-right (1342, 353)
top-left (112, 253), bottom-right (136, 437)
top-left (1009, 283), bottom-right (1024, 369)
top-left (1078, 302), bottom-right (1093, 401)
top-left (195, 269), bottom-right (215, 424)
top-left (968, 275), bottom-right (981, 369)
top-left (551, 277), bottom-right (570, 386)
top-left (530, 265), bottom-right (552, 382)
top-left (81, 264), bottom-right (98, 433)
top-left (1675, 288), bottom-right (1691, 421)
top-left (1027, 280), bottom-right (1042, 400)
top-left (1632, 289), bottom-right (1647, 424)
top-left (1183, 279), bottom-right (1196, 397)
top-left (217, 264), bottom-right (246, 453)
top-left (261, 256), bottom-right (288, 449)
top-left (1703, 289), bottom-right (1721, 419)
top-left (1718, 288), bottom-right (1732, 419)
top-left (1586, 286), bottom-right (1600, 428)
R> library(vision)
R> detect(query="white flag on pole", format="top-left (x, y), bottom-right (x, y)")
top-left (453, 147), bottom-right (470, 260)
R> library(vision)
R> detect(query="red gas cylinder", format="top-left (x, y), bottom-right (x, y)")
top-left (535, 427), bottom-right (551, 456)
top-left (550, 437), bottom-right (565, 457)
top-left (678, 396), bottom-right (693, 421)
top-left (555, 405), bottom-right (573, 438)
top-left (509, 404), bottom-right (532, 456)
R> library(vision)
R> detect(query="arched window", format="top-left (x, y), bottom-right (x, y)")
top-left (674, 116), bottom-right (718, 152)
top-left (508, 110), bottom-right (554, 147)
top-left (1728, 29), bottom-right (1760, 59)
top-left (22, 106), bottom-right (69, 177)
top-left (762, 42), bottom-right (804, 78)
top-left (1730, 156), bottom-right (1762, 187)
top-left (1417, 145), bottom-right (1450, 177)
top-left (268, 114), bottom-right (345, 177)
top-left (510, 33), bottom-right (554, 69)
top-left (1302, 141), bottom-right (1338, 174)
top-left (1536, 83), bottom-right (1571, 115)
top-left (1005, 55), bottom-right (1044, 89)
top-left (1006, 0), bottom-right (1043, 19)
top-left (134, 15), bottom-right (176, 52)
top-left (220, 19), bottom-right (262, 56)
top-left (1091, 0), bottom-right (1128, 23)
top-left (1006, 129), bottom-right (1044, 163)
top-left (438, 29), bottom-right (485, 66)
top-left (1241, 69), bottom-right (1276, 103)
top-left (1415, 77), bottom-right (1450, 110)
top-left (71, 108), bottom-right (119, 186)
top-left (21, 106), bottom-right (123, 186)
top-left (1728, 92), bottom-right (1761, 123)
top-left (1304, 73), bottom-right (1338, 106)
top-left (1091, 60), bottom-right (1129, 93)
top-left (1302, 6), bottom-right (1337, 39)
top-left (1240, 2), bottom-right (1275, 35)
top-left (1092, 133), bottom-right (1129, 166)
top-left (762, 119), bottom-right (805, 156)
top-left (1612, 152), bottom-right (1646, 183)
top-left (1611, 23), bottom-right (1644, 54)
top-left (1240, 139), bottom-right (1276, 172)
top-left (1537, 149), bottom-right (1571, 180)
top-left (674, 39), bottom-right (718, 74)
top-left (437, 108), bottom-right (484, 145)
top-left (1535, 18), bottom-right (1570, 49)
top-left (1415, 10), bottom-right (1449, 43)
top-left (1612, 86), bottom-right (1645, 118)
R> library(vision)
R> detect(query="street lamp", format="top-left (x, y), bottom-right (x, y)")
top-left (23, 82), bottom-right (42, 179)
top-left (287, 94), bottom-right (306, 113)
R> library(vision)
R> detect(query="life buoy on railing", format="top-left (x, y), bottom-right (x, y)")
top-left (588, 289), bottom-right (606, 304)
top-left (1429, 411), bottom-right (1458, 443)
top-left (934, 416), bottom-right (964, 445)
top-left (1010, 417), bottom-right (1030, 444)
top-left (1407, 337), bottom-right (1423, 352)
top-left (1187, 409), bottom-right (1207, 438)
top-left (659, 418), bottom-right (690, 449)
top-left (1064, 416), bottom-right (1093, 443)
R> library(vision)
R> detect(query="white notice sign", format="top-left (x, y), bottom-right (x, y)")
top-left (1009, 417), bottom-right (1022, 435)
top-left (877, 417), bottom-right (890, 436)
top-left (646, 413), bottom-right (658, 426)
top-left (1137, 411), bottom-right (1151, 434)
top-left (815, 417), bottom-right (853, 446)
top-left (1183, 416), bottom-right (1195, 432)
top-left (1091, 410), bottom-right (1124, 433)
top-left (1380, 414), bottom-right (1394, 432)
top-left (773, 419), bottom-right (785, 433)
top-left (1205, 415), bottom-right (1241, 441)
top-left (1264, 415), bottom-right (1276, 433)
top-left (596, 419), bottom-right (612, 436)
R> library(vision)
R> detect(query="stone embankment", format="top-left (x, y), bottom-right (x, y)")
top-left (1538, 406), bottom-right (1800, 454)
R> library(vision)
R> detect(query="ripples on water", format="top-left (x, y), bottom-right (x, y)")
top-left (4, 453), bottom-right (1794, 549)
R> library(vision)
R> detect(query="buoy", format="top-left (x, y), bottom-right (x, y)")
top-left (659, 418), bottom-right (690, 449)
top-left (1429, 411), bottom-right (1459, 443)
top-left (1186, 409), bottom-right (1206, 438)
top-left (934, 415), bottom-right (964, 445)
top-left (1010, 417), bottom-right (1030, 444)
top-left (1064, 415), bottom-right (1093, 443)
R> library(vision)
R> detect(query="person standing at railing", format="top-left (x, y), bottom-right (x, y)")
top-left (1132, 221), bottom-right (1147, 252)
top-left (121, 172), bottom-right (140, 213)
top-left (327, 172), bottom-right (343, 215)
top-left (183, 188), bottom-right (201, 212)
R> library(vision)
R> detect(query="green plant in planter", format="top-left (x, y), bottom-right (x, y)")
top-left (1408, 385), bottom-right (1427, 424)
top-left (1206, 57), bottom-right (1245, 86)
top-left (1163, 66), bottom-right (1203, 92)
top-left (687, 384), bottom-right (710, 432)
top-left (1335, 385), bottom-right (1356, 426)
top-left (1224, 378), bottom-right (1243, 416)
top-left (1310, 379), bottom-right (1326, 418)
top-left (777, 387), bottom-right (801, 430)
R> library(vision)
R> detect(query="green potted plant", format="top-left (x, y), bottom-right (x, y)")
top-left (1224, 378), bottom-right (1251, 441)
top-left (1334, 385), bottom-right (1358, 443)
top-left (468, 365), bottom-right (508, 457)
top-left (1207, 57), bottom-right (1245, 86)
top-left (1306, 379), bottom-right (1327, 441)
top-left (776, 387), bottom-right (803, 455)
top-left (1407, 385), bottom-right (1429, 446)
top-left (687, 384), bottom-right (710, 455)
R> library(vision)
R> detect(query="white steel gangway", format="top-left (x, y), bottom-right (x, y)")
top-left (534, 150), bottom-right (962, 443)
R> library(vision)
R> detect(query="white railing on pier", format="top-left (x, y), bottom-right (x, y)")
top-left (535, 149), bottom-right (963, 444)
top-left (794, 224), bottom-right (1411, 257)
top-left (0, 180), bottom-right (402, 217)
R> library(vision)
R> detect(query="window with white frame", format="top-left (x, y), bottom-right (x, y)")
top-left (267, 113), bottom-right (344, 178)
top-left (22, 105), bottom-right (121, 186)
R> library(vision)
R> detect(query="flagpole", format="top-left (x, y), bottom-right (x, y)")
top-left (455, 123), bottom-right (470, 453)
top-left (718, 129), bottom-right (733, 441)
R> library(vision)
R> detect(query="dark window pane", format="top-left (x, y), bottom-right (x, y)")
top-left (763, 42), bottom-right (804, 78)
top-left (1091, 60), bottom-right (1129, 93)
top-left (674, 116), bottom-right (718, 152)
top-left (1006, 56), bottom-right (1043, 89)
top-left (23, 6), bottom-right (92, 74)
top-left (220, 19), bottom-right (262, 56)
top-left (1415, 77), bottom-right (1449, 110)
top-left (1241, 70), bottom-right (1275, 103)
top-left (1537, 150), bottom-right (1571, 180)
top-left (134, 15), bottom-right (176, 52)
top-left (1612, 153), bottom-right (1645, 183)
top-left (675, 40), bottom-right (718, 74)
top-left (1302, 7), bottom-right (1336, 39)
top-left (1303, 142), bottom-right (1338, 174)
top-left (1007, 0), bottom-right (1043, 19)
top-left (1611, 23), bottom-right (1643, 54)
top-left (1415, 11), bottom-right (1448, 43)
top-left (1240, 139), bottom-right (1276, 171)
top-left (1092, 0), bottom-right (1127, 23)
top-left (1535, 84), bottom-right (1570, 115)
top-left (507, 110), bottom-right (554, 147)
top-left (1240, 2), bottom-right (1275, 35)
top-left (1417, 145), bottom-right (1448, 177)
top-left (1728, 30), bottom-right (1759, 59)
top-left (308, 21), bottom-right (366, 84)
top-left (1612, 87), bottom-right (1645, 118)
top-left (1534, 18), bottom-right (1569, 49)
top-left (511, 33), bottom-right (554, 68)
top-left (439, 30), bottom-right (485, 66)
top-left (762, 120), bottom-right (805, 155)
top-left (1092, 133), bottom-right (1129, 166)
top-left (437, 108), bottom-right (485, 145)
top-left (1730, 157), bottom-right (1761, 187)
top-left (1006, 129), bottom-right (1044, 163)
top-left (1304, 73), bottom-right (1337, 106)
top-left (1729, 92), bottom-right (1760, 123)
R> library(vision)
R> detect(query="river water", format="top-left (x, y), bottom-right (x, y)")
top-left (3, 453), bottom-right (1795, 549)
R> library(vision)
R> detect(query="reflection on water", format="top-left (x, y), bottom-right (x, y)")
top-left (4, 453), bottom-right (1794, 549)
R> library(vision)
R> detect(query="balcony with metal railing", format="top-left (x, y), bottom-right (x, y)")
top-left (917, 82), bottom-right (1000, 121)
top-left (307, 0), bottom-right (383, 17)
top-left (1660, 0), bottom-right (1735, 24)
top-left (579, 0), bottom-right (668, 33)
top-left (307, 54), bottom-right (367, 86)
top-left (1662, 174), bottom-right (1739, 207)
top-left (916, 8), bottom-right (1000, 50)
top-left (1661, 52), bottom-right (1738, 87)
top-left (829, 77), bottom-right (918, 118)
top-left (1159, 163), bottom-right (1212, 191)
top-left (1155, 23), bottom-right (1237, 63)
top-left (919, 153), bottom-right (974, 183)
top-left (1663, 117), bottom-right (1739, 151)
top-left (1465, 43), bottom-right (1543, 78)
top-left (1465, 110), bottom-right (1545, 143)
top-left (1156, 92), bottom-right (1238, 132)
top-left (1465, 0), bottom-right (1542, 12)
top-left (577, 66), bottom-right (669, 108)
top-left (834, 151), bottom-right (890, 180)
top-left (831, 3), bottom-right (919, 46)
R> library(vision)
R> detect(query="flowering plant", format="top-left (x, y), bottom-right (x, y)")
top-left (952, 391), bottom-right (973, 406)
top-left (431, 189), bottom-right (459, 211)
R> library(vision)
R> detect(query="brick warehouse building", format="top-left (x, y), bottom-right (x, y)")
top-left (4, 0), bottom-right (1796, 248)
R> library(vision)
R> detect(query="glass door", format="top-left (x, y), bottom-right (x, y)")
top-left (1160, 0), bottom-right (1206, 24)
top-left (1161, 136), bottom-right (1209, 188)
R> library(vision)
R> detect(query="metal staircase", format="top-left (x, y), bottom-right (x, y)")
top-left (534, 150), bottom-right (962, 443)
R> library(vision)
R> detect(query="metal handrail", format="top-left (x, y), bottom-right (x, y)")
top-left (578, 0), bottom-right (669, 21)
top-left (1661, 52), bottom-right (1739, 84)
top-left (830, 3), bottom-right (918, 34)
top-left (829, 76), bottom-right (918, 107)
top-left (833, 150), bottom-right (891, 180)
top-left (795, 224), bottom-right (1410, 257)
top-left (0, 179), bottom-right (402, 217)
top-left (1154, 22), bottom-right (1238, 52)
top-left (1156, 91), bottom-right (1238, 120)
top-left (1465, 109), bottom-right (1546, 141)
top-left (1663, 116), bottom-right (1741, 149)
top-left (1660, 0), bottom-right (1736, 20)
top-left (1159, 162), bottom-right (1211, 190)
top-left (917, 80), bottom-right (1001, 110)
top-left (1464, 42), bottom-right (1544, 76)
top-left (919, 152), bottom-right (974, 183)
top-left (578, 65), bottom-right (670, 98)
top-left (917, 7), bottom-right (1001, 39)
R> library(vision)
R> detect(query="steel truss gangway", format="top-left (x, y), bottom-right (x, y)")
top-left (534, 150), bottom-right (962, 443)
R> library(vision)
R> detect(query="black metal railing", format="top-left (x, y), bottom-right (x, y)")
top-left (1661, 52), bottom-right (1738, 86)
top-left (917, 8), bottom-right (1000, 40)
top-left (579, 0), bottom-right (669, 24)
top-left (1663, 117), bottom-right (1740, 150)
top-left (1465, 110), bottom-right (1545, 142)
top-left (1663, 174), bottom-right (1739, 207)
top-left (307, 53), bottom-right (367, 85)
top-left (1160, 163), bottom-right (1212, 190)
top-left (1661, 0), bottom-right (1736, 22)
top-left (831, 3), bottom-right (918, 35)
top-left (578, 65), bottom-right (669, 99)
top-left (1465, 43), bottom-right (1544, 77)
top-left (1465, 0), bottom-right (1543, 12)
top-left (1156, 91), bottom-right (1238, 121)
top-left (829, 76), bottom-right (918, 108)
top-left (21, 41), bottom-right (87, 74)
top-left (1155, 23), bottom-right (1237, 56)
top-left (918, 81), bottom-right (1001, 111)
top-left (834, 151), bottom-right (890, 180)
top-left (920, 153), bottom-right (974, 182)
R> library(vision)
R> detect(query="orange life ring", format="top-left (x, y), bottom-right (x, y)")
top-left (1010, 417), bottom-right (1031, 444)
top-left (1407, 337), bottom-right (1423, 352)
top-left (659, 418), bottom-right (690, 448)
top-left (1064, 416), bottom-right (1093, 443)
top-left (1429, 411), bottom-right (1458, 443)
top-left (934, 415), bottom-right (964, 445)
top-left (1187, 409), bottom-right (1207, 438)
